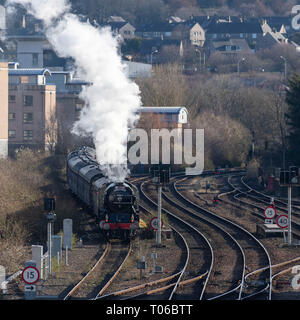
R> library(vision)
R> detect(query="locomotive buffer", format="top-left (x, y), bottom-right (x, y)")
top-left (150, 165), bottom-right (170, 247)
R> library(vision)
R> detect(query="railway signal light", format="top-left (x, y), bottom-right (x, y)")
top-left (150, 165), bottom-right (171, 185)
top-left (212, 195), bottom-right (218, 206)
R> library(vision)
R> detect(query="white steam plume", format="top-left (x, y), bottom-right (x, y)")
top-left (7, 0), bottom-right (141, 182)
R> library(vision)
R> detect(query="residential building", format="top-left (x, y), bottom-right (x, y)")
top-left (104, 21), bottom-right (135, 40)
top-left (172, 22), bottom-right (206, 47)
top-left (8, 68), bottom-right (56, 153)
top-left (208, 38), bottom-right (252, 55)
top-left (262, 16), bottom-right (296, 36)
top-left (0, 61), bottom-right (8, 158)
top-left (206, 21), bottom-right (264, 42)
top-left (135, 23), bottom-right (176, 40)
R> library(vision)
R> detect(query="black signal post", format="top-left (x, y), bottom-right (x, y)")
top-left (150, 165), bottom-right (170, 247)
top-left (279, 166), bottom-right (300, 245)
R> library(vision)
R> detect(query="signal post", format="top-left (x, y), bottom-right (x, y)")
top-left (150, 165), bottom-right (170, 247)
top-left (279, 166), bottom-right (300, 245)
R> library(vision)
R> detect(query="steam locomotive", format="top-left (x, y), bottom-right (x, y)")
top-left (66, 147), bottom-right (140, 240)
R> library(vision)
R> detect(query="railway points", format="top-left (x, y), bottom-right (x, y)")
top-left (3, 169), bottom-right (300, 301)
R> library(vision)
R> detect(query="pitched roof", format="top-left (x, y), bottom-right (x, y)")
top-left (140, 107), bottom-right (188, 114)
top-left (207, 22), bottom-right (263, 34)
top-left (105, 21), bottom-right (129, 30)
top-left (135, 23), bottom-right (176, 33)
top-left (9, 68), bottom-right (51, 76)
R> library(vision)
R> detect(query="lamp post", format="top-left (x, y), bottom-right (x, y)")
top-left (280, 56), bottom-right (287, 79)
top-left (195, 48), bottom-right (202, 71)
top-left (237, 57), bottom-right (245, 75)
top-left (150, 49), bottom-right (158, 64)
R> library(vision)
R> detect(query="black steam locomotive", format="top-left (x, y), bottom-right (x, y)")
top-left (66, 147), bottom-right (140, 240)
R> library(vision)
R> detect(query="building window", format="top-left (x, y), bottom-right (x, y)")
top-left (8, 130), bottom-right (16, 138)
top-left (23, 112), bottom-right (33, 123)
top-left (252, 33), bottom-right (257, 39)
top-left (240, 33), bottom-right (244, 38)
top-left (23, 130), bottom-right (33, 140)
top-left (24, 95), bottom-right (33, 107)
top-left (8, 112), bottom-right (16, 120)
top-left (32, 53), bottom-right (39, 66)
top-left (9, 95), bottom-right (16, 103)
top-left (20, 76), bottom-right (29, 84)
top-left (212, 34), bottom-right (217, 39)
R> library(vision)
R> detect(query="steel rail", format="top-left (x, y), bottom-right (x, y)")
top-left (170, 176), bottom-right (246, 300)
top-left (227, 175), bottom-right (300, 238)
top-left (94, 242), bottom-right (132, 299)
top-left (139, 179), bottom-right (214, 300)
top-left (63, 242), bottom-right (110, 300)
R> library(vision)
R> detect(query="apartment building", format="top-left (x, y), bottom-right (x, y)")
top-left (45, 70), bottom-right (89, 149)
top-left (8, 68), bottom-right (56, 153)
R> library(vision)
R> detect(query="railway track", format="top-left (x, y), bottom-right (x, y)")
top-left (138, 180), bottom-right (214, 300)
top-left (57, 171), bottom-right (300, 301)
top-left (63, 241), bottom-right (131, 300)
top-left (182, 172), bottom-right (300, 299)
top-left (226, 175), bottom-right (300, 240)
top-left (168, 175), bottom-right (273, 300)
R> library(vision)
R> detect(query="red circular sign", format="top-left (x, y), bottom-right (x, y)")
top-left (22, 266), bottom-right (40, 285)
top-left (276, 215), bottom-right (288, 229)
top-left (264, 206), bottom-right (276, 219)
top-left (150, 217), bottom-right (164, 230)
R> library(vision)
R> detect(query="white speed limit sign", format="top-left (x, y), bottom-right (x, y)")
top-left (264, 206), bottom-right (276, 219)
top-left (22, 266), bottom-right (40, 285)
top-left (276, 215), bottom-right (288, 229)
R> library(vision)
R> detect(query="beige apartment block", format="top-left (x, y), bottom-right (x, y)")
top-left (0, 61), bottom-right (8, 158)
top-left (8, 83), bottom-right (56, 152)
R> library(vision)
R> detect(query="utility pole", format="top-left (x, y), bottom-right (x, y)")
top-left (280, 56), bottom-right (287, 79)
top-left (157, 184), bottom-right (162, 246)
top-left (44, 198), bottom-right (56, 276)
top-left (288, 186), bottom-right (292, 245)
top-left (237, 57), bottom-right (245, 75)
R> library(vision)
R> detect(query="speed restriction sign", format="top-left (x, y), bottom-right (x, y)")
top-left (22, 266), bottom-right (40, 285)
top-left (150, 217), bottom-right (164, 230)
top-left (276, 215), bottom-right (288, 229)
top-left (264, 206), bottom-right (276, 219)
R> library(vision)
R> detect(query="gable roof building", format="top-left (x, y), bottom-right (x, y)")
top-left (103, 21), bottom-right (135, 40)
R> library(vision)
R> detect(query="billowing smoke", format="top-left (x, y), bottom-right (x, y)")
top-left (7, 0), bottom-right (141, 182)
